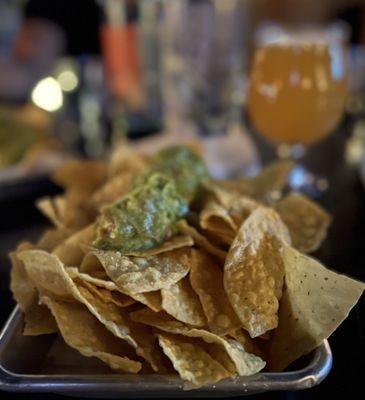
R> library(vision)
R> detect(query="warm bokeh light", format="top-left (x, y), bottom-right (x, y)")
top-left (31, 77), bottom-right (63, 112)
top-left (57, 70), bottom-right (79, 92)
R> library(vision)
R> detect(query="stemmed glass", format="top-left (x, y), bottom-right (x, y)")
top-left (247, 23), bottom-right (349, 196)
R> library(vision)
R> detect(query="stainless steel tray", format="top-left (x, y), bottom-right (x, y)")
top-left (0, 307), bottom-right (332, 398)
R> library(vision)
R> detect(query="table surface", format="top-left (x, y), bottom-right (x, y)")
top-left (0, 119), bottom-right (364, 400)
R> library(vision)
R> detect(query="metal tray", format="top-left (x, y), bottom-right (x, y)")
top-left (0, 307), bottom-right (332, 398)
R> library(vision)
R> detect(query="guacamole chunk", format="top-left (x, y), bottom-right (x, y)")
top-left (147, 146), bottom-right (209, 201)
top-left (94, 173), bottom-right (189, 252)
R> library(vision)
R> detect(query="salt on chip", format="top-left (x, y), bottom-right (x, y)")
top-left (161, 277), bottom-right (206, 327)
top-left (274, 193), bottom-right (331, 253)
top-left (41, 296), bottom-right (141, 373)
top-left (224, 207), bottom-right (290, 338)
top-left (190, 250), bottom-right (241, 335)
top-left (53, 224), bottom-right (95, 266)
top-left (92, 247), bottom-right (191, 294)
top-left (131, 308), bottom-right (265, 376)
top-left (178, 221), bottom-right (227, 261)
top-left (269, 246), bottom-right (365, 371)
top-left (158, 333), bottom-right (232, 387)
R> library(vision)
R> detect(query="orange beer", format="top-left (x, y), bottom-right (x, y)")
top-left (247, 38), bottom-right (348, 145)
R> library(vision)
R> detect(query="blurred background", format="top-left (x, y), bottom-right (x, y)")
top-left (0, 0), bottom-right (365, 181)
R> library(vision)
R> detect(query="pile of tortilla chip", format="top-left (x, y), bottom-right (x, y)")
top-left (10, 144), bottom-right (365, 388)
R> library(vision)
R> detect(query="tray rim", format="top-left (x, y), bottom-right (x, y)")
top-left (0, 306), bottom-right (333, 395)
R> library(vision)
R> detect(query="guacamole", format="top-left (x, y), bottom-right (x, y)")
top-left (94, 173), bottom-right (189, 252)
top-left (147, 146), bottom-right (209, 201)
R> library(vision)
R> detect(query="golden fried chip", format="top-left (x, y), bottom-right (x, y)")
top-left (66, 267), bottom-right (119, 290)
top-left (53, 159), bottom-right (107, 192)
top-left (178, 221), bottom-right (227, 261)
top-left (89, 171), bottom-right (134, 211)
top-left (158, 333), bottom-right (232, 387)
top-left (245, 160), bottom-right (294, 201)
top-left (108, 144), bottom-right (148, 177)
top-left (36, 197), bottom-right (65, 229)
top-left (274, 193), bottom-right (331, 253)
top-left (269, 246), bottom-right (365, 371)
top-left (18, 250), bottom-right (138, 347)
top-left (79, 252), bottom-right (104, 273)
top-left (53, 224), bottom-right (95, 266)
top-left (37, 229), bottom-right (69, 252)
top-left (224, 207), bottom-right (290, 338)
top-left (68, 267), bottom-right (162, 312)
top-left (10, 242), bottom-right (57, 336)
top-left (41, 296), bottom-right (141, 373)
top-left (161, 277), bottom-right (206, 327)
top-left (132, 308), bottom-right (265, 376)
top-left (79, 280), bottom-right (135, 308)
top-left (92, 247), bottom-right (191, 294)
top-left (23, 304), bottom-right (58, 336)
top-left (189, 250), bottom-right (241, 335)
top-left (229, 330), bottom-right (265, 359)
top-left (200, 200), bottom-right (237, 242)
top-left (214, 160), bottom-right (293, 203)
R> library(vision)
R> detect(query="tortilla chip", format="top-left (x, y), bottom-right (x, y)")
top-left (108, 144), bottom-right (148, 177)
top-left (131, 308), bottom-right (265, 376)
top-left (161, 277), bottom-right (206, 327)
top-left (229, 329), bottom-right (266, 359)
top-left (23, 304), bottom-right (58, 336)
top-left (66, 267), bottom-right (119, 290)
top-left (207, 186), bottom-right (259, 224)
top-left (92, 247), bottom-right (191, 294)
top-left (200, 200), bottom-right (237, 245)
top-left (18, 250), bottom-right (139, 347)
top-left (214, 160), bottom-right (293, 204)
top-left (224, 207), bottom-right (290, 338)
top-left (36, 197), bottom-right (65, 229)
top-left (269, 246), bottom-right (365, 371)
top-left (10, 243), bottom-right (58, 336)
top-left (37, 229), bottom-right (69, 252)
top-left (157, 333), bottom-right (232, 387)
top-left (178, 221), bottom-right (227, 262)
top-left (53, 224), bottom-right (95, 266)
top-left (79, 280), bottom-right (135, 308)
top-left (190, 250), bottom-right (241, 335)
top-left (67, 266), bottom-right (162, 312)
top-left (89, 172), bottom-right (134, 211)
top-left (79, 252), bottom-right (104, 273)
top-left (41, 296), bottom-right (141, 373)
top-left (53, 159), bottom-right (107, 192)
top-left (274, 193), bottom-right (331, 253)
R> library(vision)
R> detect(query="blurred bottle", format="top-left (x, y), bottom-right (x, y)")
top-left (100, 0), bottom-right (161, 139)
